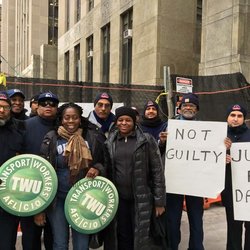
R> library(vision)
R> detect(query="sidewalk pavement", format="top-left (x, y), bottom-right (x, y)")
top-left (16, 203), bottom-right (227, 250)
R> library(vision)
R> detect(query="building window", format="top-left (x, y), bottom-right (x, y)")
top-left (121, 9), bottom-right (133, 84)
top-left (66, 0), bottom-right (70, 31)
top-left (74, 44), bottom-right (81, 82)
top-left (76, 0), bottom-right (81, 22)
top-left (86, 35), bottom-right (93, 82)
top-left (65, 51), bottom-right (69, 80)
top-left (102, 24), bottom-right (110, 83)
top-left (48, 0), bottom-right (58, 45)
top-left (88, 0), bottom-right (94, 11)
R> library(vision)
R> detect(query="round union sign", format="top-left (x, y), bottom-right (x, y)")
top-left (0, 154), bottom-right (58, 216)
top-left (65, 176), bottom-right (119, 234)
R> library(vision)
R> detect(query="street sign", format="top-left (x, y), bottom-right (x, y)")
top-left (176, 77), bottom-right (193, 93)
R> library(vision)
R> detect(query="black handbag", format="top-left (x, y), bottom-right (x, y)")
top-left (150, 212), bottom-right (171, 250)
top-left (89, 233), bottom-right (103, 249)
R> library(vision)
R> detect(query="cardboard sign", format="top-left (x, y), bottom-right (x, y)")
top-left (65, 176), bottom-right (119, 234)
top-left (165, 119), bottom-right (227, 198)
top-left (231, 142), bottom-right (250, 221)
top-left (0, 154), bottom-right (58, 216)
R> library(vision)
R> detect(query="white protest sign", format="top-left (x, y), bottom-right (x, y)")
top-left (231, 142), bottom-right (250, 221)
top-left (165, 119), bottom-right (227, 198)
top-left (24, 102), bottom-right (123, 117)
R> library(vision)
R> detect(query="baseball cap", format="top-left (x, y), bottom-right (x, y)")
top-left (38, 92), bottom-right (59, 104)
top-left (7, 89), bottom-right (25, 99)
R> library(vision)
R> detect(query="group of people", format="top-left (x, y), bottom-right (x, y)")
top-left (0, 88), bottom-right (249, 250)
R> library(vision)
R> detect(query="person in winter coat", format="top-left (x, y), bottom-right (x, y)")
top-left (7, 88), bottom-right (29, 120)
top-left (0, 92), bottom-right (25, 250)
top-left (221, 104), bottom-right (250, 250)
top-left (159, 93), bottom-right (205, 250)
top-left (88, 92), bottom-right (115, 137)
top-left (39, 102), bottom-right (106, 250)
top-left (104, 106), bottom-right (166, 250)
top-left (140, 100), bottom-right (167, 141)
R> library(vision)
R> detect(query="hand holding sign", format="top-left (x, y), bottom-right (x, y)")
top-left (165, 119), bottom-right (227, 198)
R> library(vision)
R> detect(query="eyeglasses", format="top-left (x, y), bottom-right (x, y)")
top-left (96, 102), bottom-right (111, 109)
top-left (39, 101), bottom-right (58, 107)
top-left (0, 105), bottom-right (11, 111)
top-left (230, 114), bottom-right (243, 118)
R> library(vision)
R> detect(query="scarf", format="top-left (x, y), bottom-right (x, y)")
top-left (140, 116), bottom-right (163, 127)
top-left (57, 126), bottom-right (93, 177)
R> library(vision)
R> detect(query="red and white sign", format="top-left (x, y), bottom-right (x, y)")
top-left (176, 77), bottom-right (193, 93)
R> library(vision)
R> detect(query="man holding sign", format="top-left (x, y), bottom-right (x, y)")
top-left (221, 104), bottom-right (250, 250)
top-left (160, 93), bottom-right (228, 250)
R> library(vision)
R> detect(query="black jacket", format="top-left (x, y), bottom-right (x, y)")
top-left (221, 124), bottom-right (250, 206)
top-left (40, 118), bottom-right (106, 179)
top-left (0, 118), bottom-right (25, 166)
top-left (104, 127), bottom-right (166, 249)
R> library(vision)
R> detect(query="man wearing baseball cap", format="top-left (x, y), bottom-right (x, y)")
top-left (0, 91), bottom-right (25, 249)
top-left (221, 104), bottom-right (250, 250)
top-left (88, 92), bottom-right (115, 137)
top-left (23, 91), bottom-right (59, 249)
top-left (7, 88), bottom-right (28, 120)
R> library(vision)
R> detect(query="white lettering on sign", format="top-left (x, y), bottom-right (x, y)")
top-left (11, 176), bottom-right (42, 194)
top-left (81, 193), bottom-right (106, 216)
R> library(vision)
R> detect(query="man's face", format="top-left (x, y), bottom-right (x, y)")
top-left (10, 95), bottom-right (24, 114)
top-left (38, 99), bottom-right (58, 120)
top-left (30, 101), bottom-right (39, 115)
top-left (0, 100), bottom-right (11, 126)
top-left (227, 111), bottom-right (244, 127)
top-left (145, 106), bottom-right (158, 119)
top-left (180, 103), bottom-right (198, 119)
top-left (94, 99), bottom-right (111, 120)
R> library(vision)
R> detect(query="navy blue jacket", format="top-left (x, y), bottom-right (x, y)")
top-left (24, 116), bottom-right (56, 154)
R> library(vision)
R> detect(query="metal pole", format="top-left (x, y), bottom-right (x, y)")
top-left (164, 66), bottom-right (174, 118)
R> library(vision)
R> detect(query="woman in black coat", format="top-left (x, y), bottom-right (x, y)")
top-left (104, 106), bottom-right (166, 250)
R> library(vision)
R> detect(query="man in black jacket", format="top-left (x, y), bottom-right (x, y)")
top-left (0, 92), bottom-right (25, 249)
top-left (7, 88), bottom-right (29, 120)
top-left (221, 104), bottom-right (250, 250)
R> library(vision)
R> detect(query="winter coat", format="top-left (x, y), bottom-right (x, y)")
top-left (0, 118), bottom-right (25, 166)
top-left (104, 127), bottom-right (166, 250)
top-left (221, 123), bottom-right (250, 206)
top-left (40, 118), bottom-right (106, 180)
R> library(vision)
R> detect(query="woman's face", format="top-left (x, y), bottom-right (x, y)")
top-left (62, 107), bottom-right (81, 133)
top-left (116, 115), bottom-right (134, 136)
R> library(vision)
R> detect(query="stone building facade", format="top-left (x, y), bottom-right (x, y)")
top-left (1, 0), bottom-right (58, 79)
top-left (199, 0), bottom-right (250, 82)
top-left (57, 0), bottom-right (202, 85)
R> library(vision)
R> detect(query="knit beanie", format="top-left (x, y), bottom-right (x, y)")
top-left (115, 106), bottom-right (136, 124)
top-left (0, 91), bottom-right (11, 106)
top-left (94, 92), bottom-right (113, 108)
top-left (180, 93), bottom-right (199, 110)
top-left (143, 100), bottom-right (159, 114)
top-left (226, 104), bottom-right (247, 119)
